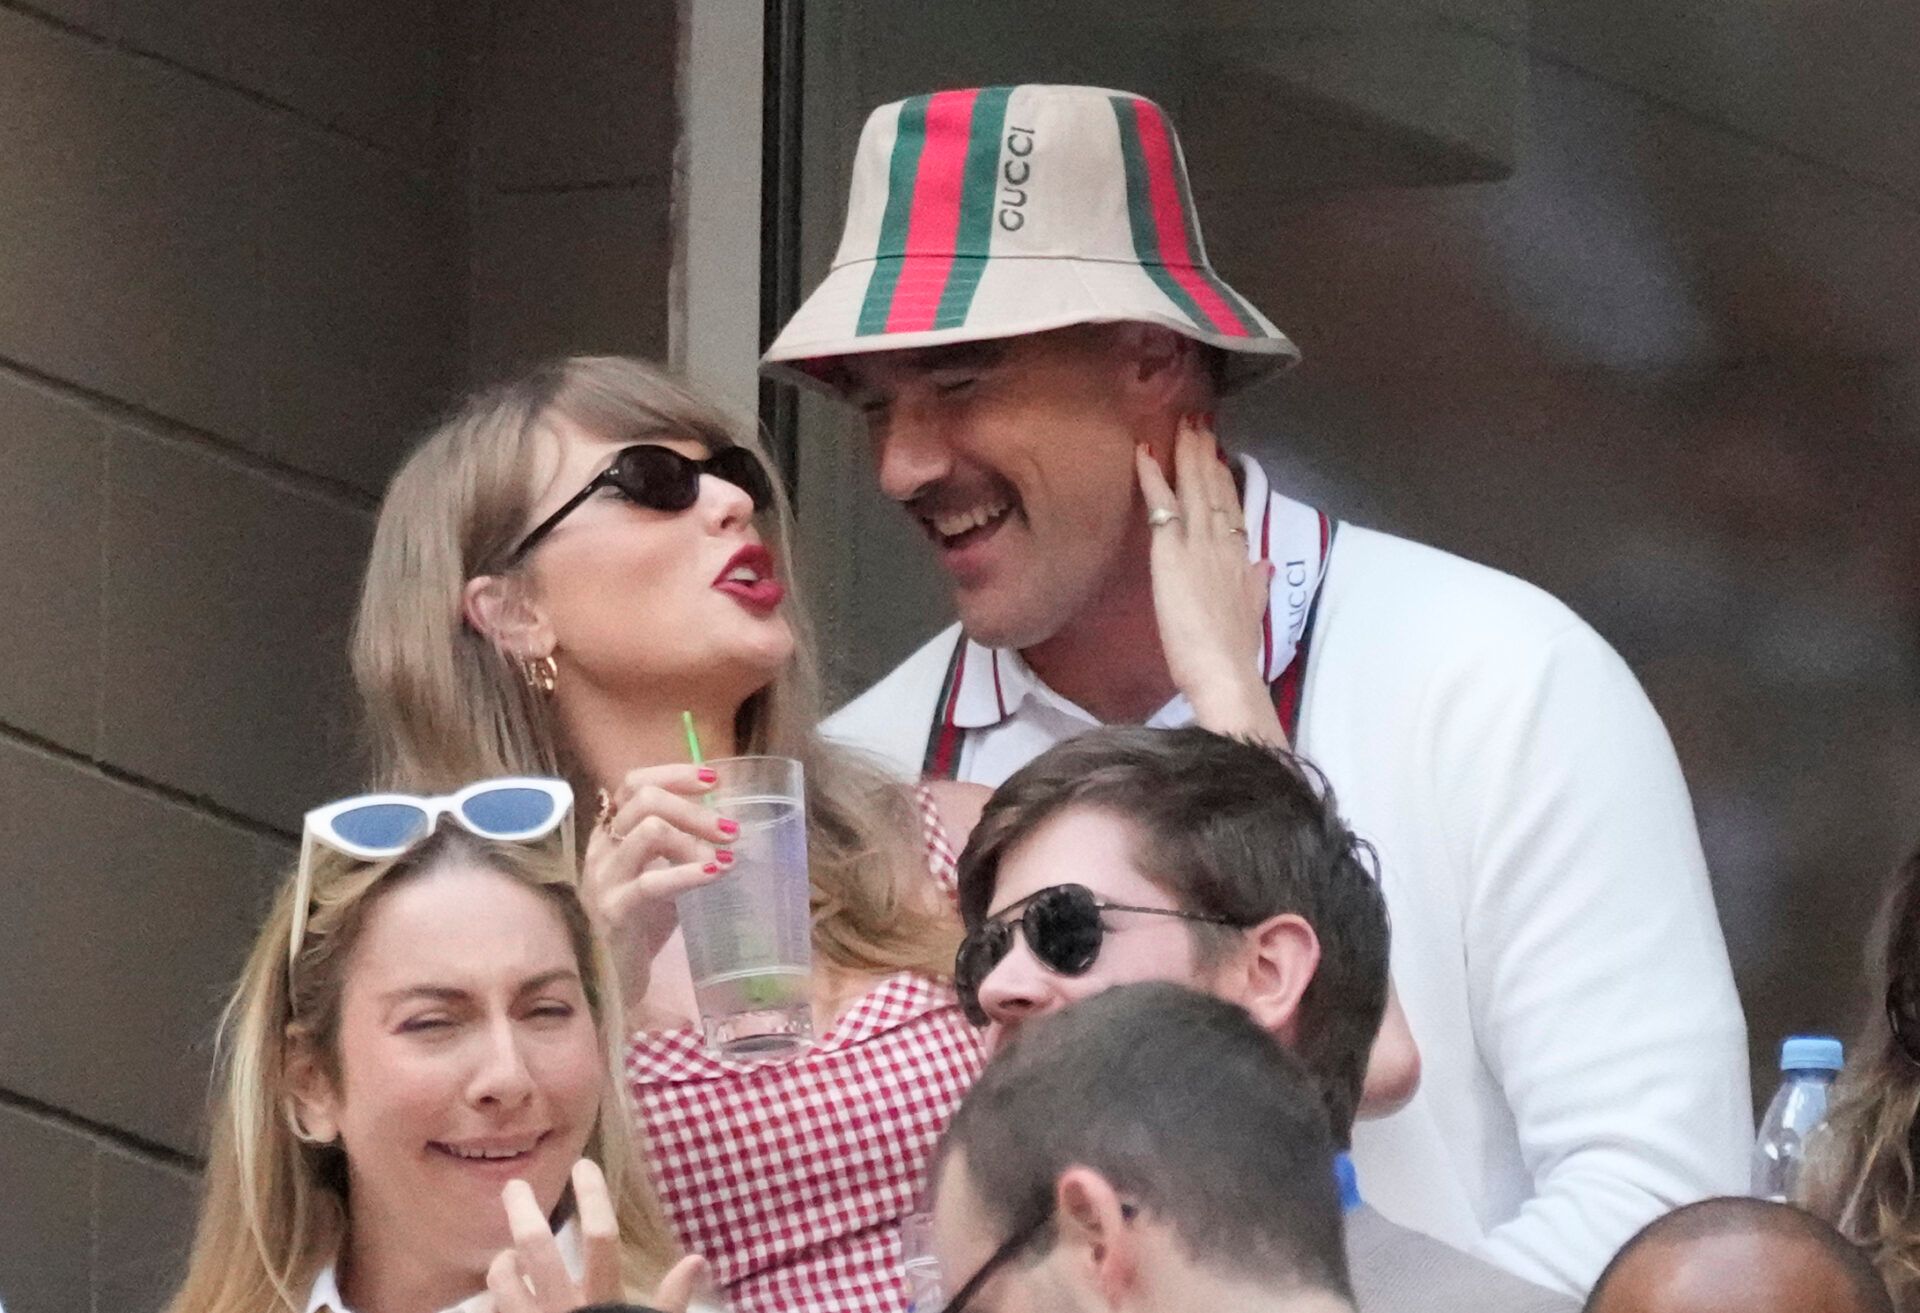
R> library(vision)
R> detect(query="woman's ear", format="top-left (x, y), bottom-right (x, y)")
top-left (283, 1028), bottom-right (341, 1145)
top-left (463, 573), bottom-right (556, 662)
top-left (1237, 913), bottom-right (1321, 1043)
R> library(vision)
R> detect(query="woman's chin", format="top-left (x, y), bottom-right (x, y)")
top-left (701, 631), bottom-right (796, 703)
top-left (736, 620), bottom-right (797, 676)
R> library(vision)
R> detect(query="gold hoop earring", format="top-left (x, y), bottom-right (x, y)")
top-left (285, 1101), bottom-right (335, 1146)
top-left (521, 655), bottom-right (557, 696)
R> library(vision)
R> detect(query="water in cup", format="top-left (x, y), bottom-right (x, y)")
top-left (675, 758), bottom-right (814, 1059)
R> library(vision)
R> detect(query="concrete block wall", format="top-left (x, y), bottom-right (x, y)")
top-left (468, 0), bottom-right (678, 379)
top-left (0, 3), bottom-right (677, 1309)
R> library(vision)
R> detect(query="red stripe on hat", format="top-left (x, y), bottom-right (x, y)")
top-left (887, 89), bottom-right (981, 334)
top-left (1130, 100), bottom-right (1250, 338)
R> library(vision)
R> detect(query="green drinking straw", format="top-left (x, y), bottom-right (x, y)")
top-left (682, 710), bottom-right (705, 768)
top-left (683, 710), bottom-right (716, 808)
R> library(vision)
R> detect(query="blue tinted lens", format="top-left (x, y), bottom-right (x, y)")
top-left (332, 803), bottom-right (430, 851)
top-left (461, 787), bottom-right (557, 836)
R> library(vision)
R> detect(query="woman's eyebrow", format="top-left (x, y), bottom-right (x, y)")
top-left (377, 983), bottom-right (468, 1006)
top-left (515, 968), bottom-right (584, 996)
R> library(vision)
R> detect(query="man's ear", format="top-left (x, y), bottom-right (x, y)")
top-left (283, 1027), bottom-right (341, 1145)
top-left (462, 573), bottom-right (556, 663)
top-left (1236, 913), bottom-right (1321, 1043)
top-left (1054, 1166), bottom-right (1142, 1306)
top-left (1112, 324), bottom-right (1205, 409)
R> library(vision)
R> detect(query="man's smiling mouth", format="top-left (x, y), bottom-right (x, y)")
top-left (925, 498), bottom-right (1013, 544)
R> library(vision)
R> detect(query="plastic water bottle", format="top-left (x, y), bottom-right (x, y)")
top-left (1752, 1034), bottom-right (1844, 1201)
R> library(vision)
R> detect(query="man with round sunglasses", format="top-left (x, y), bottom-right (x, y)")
top-left (952, 727), bottom-right (1575, 1313)
top-left (764, 82), bottom-right (1749, 1293)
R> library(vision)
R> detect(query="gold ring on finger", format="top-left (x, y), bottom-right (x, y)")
top-left (1147, 507), bottom-right (1181, 529)
top-left (593, 788), bottom-right (615, 832)
top-left (1226, 526), bottom-right (1248, 538)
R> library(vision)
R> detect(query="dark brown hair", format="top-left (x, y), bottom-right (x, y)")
top-left (955, 726), bottom-right (1389, 1143)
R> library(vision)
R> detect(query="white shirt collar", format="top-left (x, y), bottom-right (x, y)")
top-left (945, 456), bottom-right (1332, 731)
top-left (303, 1221), bottom-right (583, 1313)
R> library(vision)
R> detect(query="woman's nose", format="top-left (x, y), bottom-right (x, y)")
top-left (699, 470), bottom-right (757, 531)
top-left (467, 1018), bottom-right (536, 1108)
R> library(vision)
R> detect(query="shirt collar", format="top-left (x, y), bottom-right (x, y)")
top-left (945, 456), bottom-right (1331, 731)
top-left (303, 1220), bottom-right (583, 1313)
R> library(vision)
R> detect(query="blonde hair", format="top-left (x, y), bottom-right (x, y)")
top-left (164, 826), bottom-right (681, 1313)
top-left (1802, 843), bottom-right (1920, 1307)
top-left (352, 356), bottom-right (957, 977)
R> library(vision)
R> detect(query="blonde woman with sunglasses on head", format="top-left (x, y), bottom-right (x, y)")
top-left (163, 779), bottom-right (705, 1313)
top-left (351, 358), bottom-right (986, 1313)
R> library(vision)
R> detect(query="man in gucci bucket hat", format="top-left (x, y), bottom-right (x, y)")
top-left (763, 85), bottom-right (1750, 1296)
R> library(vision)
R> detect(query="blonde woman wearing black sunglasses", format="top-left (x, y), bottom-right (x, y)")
top-left (352, 358), bottom-right (988, 1313)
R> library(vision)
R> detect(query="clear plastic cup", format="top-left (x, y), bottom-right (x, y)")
top-left (673, 756), bottom-right (814, 1059)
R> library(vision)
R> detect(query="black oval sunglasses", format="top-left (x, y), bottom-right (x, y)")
top-left (509, 442), bottom-right (774, 563)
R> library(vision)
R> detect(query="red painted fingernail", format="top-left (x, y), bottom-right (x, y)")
top-left (1201, 410), bottom-right (1216, 427)
top-left (718, 818), bottom-right (740, 837)
top-left (702, 862), bottom-right (720, 874)
top-left (697, 767), bottom-right (718, 784)
top-left (715, 849), bottom-right (735, 864)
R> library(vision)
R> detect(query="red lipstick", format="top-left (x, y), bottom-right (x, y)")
top-left (713, 544), bottom-right (784, 613)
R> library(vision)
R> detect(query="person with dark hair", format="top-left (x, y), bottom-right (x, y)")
top-left (1802, 841), bottom-right (1920, 1310)
top-left (1584, 1197), bottom-right (1893, 1313)
top-left (953, 726), bottom-right (1573, 1313)
top-left (765, 81), bottom-right (1749, 1293)
top-left (929, 982), bottom-right (1356, 1313)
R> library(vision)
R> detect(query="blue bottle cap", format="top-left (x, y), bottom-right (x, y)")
top-left (1781, 1035), bottom-right (1844, 1072)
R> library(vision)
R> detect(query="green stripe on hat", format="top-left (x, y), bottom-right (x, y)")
top-left (1108, 96), bottom-right (1212, 332)
top-left (857, 96), bottom-right (930, 335)
top-left (934, 85), bottom-right (1015, 329)
top-left (1168, 154), bottom-right (1263, 335)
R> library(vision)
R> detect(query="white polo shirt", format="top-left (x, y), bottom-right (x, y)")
top-left (823, 457), bottom-right (1752, 1295)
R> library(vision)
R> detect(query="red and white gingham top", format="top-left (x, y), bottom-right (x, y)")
top-left (626, 788), bottom-right (985, 1313)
